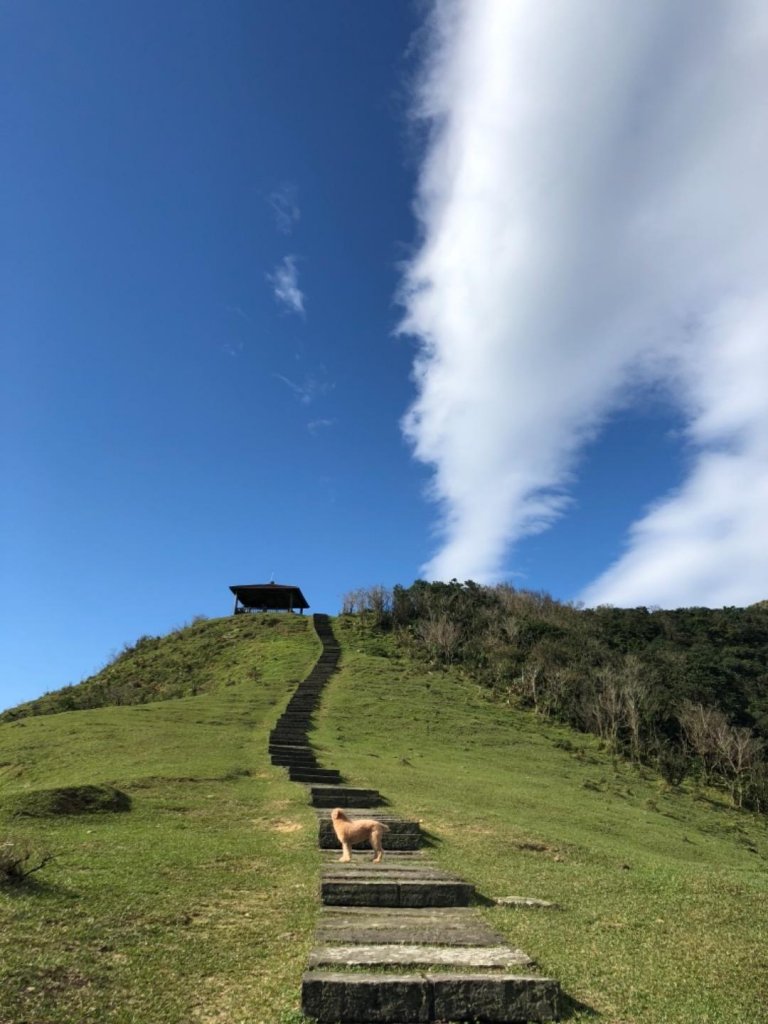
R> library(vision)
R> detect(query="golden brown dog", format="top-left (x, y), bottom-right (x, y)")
top-left (330, 807), bottom-right (390, 863)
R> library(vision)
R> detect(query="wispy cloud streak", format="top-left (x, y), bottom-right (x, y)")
top-left (400, 0), bottom-right (768, 604)
top-left (268, 184), bottom-right (301, 235)
top-left (269, 255), bottom-right (305, 316)
top-left (273, 371), bottom-right (333, 405)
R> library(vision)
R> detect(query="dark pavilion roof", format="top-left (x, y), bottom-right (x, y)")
top-left (229, 583), bottom-right (309, 610)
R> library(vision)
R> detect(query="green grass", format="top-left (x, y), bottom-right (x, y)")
top-left (311, 617), bottom-right (768, 1024)
top-left (1, 613), bottom-right (304, 722)
top-left (0, 614), bottom-right (320, 1024)
top-left (3, 612), bottom-right (768, 1023)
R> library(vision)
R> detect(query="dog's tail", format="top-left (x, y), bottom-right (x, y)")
top-left (379, 821), bottom-right (390, 832)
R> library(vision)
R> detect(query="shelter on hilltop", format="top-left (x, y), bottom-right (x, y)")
top-left (229, 582), bottom-right (309, 615)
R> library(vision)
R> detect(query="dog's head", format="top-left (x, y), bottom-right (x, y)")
top-left (330, 807), bottom-right (348, 822)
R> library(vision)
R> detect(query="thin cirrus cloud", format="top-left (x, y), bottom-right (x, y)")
top-left (307, 418), bottom-right (336, 435)
top-left (273, 372), bottom-right (333, 405)
top-left (268, 255), bottom-right (305, 316)
top-left (268, 184), bottom-right (301, 235)
top-left (399, 0), bottom-right (768, 607)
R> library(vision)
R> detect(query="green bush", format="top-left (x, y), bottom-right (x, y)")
top-left (3, 784), bottom-right (131, 818)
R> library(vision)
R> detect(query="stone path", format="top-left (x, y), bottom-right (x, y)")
top-left (269, 614), bottom-right (562, 1022)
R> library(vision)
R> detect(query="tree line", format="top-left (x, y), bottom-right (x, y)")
top-left (341, 581), bottom-right (768, 811)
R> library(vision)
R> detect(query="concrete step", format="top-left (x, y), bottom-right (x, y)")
top-left (311, 786), bottom-right (383, 808)
top-left (270, 732), bottom-right (310, 744)
top-left (271, 754), bottom-right (319, 768)
top-left (290, 768), bottom-right (344, 784)
top-left (319, 825), bottom-right (421, 851)
top-left (321, 862), bottom-right (474, 909)
top-left (317, 906), bottom-right (504, 947)
top-left (302, 971), bottom-right (561, 1022)
top-left (307, 944), bottom-right (533, 970)
top-left (317, 811), bottom-right (420, 840)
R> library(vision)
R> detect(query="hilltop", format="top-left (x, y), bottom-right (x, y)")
top-left (1, 614), bottom-right (312, 722)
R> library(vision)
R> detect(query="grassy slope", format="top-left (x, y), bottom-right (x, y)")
top-left (1, 613), bottom-right (302, 722)
top-left (3, 613), bottom-right (768, 1024)
top-left (0, 615), bottom-right (320, 1024)
top-left (312, 618), bottom-right (768, 1024)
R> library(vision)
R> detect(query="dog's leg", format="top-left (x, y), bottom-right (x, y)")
top-left (339, 837), bottom-right (352, 863)
top-left (371, 827), bottom-right (384, 864)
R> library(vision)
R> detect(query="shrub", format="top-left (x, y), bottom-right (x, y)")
top-left (657, 743), bottom-right (689, 787)
top-left (4, 784), bottom-right (131, 818)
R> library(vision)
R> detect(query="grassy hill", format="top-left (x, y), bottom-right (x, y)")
top-left (0, 615), bottom-right (320, 1024)
top-left (2, 612), bottom-right (768, 1023)
top-left (0, 613), bottom-right (307, 722)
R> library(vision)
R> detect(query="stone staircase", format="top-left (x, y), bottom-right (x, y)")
top-left (269, 613), bottom-right (562, 1022)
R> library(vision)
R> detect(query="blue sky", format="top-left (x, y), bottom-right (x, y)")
top-left (3, 1), bottom-right (767, 710)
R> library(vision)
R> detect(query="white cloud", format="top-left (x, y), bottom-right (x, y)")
top-left (268, 184), bottom-right (301, 235)
top-left (268, 255), bottom-right (305, 316)
top-left (400, 0), bottom-right (768, 604)
top-left (582, 297), bottom-right (768, 607)
top-left (307, 418), bottom-right (336, 434)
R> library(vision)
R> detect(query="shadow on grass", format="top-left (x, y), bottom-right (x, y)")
top-left (559, 991), bottom-right (600, 1019)
top-left (417, 826), bottom-right (441, 848)
top-left (0, 876), bottom-right (80, 901)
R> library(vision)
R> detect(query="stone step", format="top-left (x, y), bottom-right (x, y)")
top-left (269, 746), bottom-right (314, 758)
top-left (271, 754), bottom-right (319, 768)
top-left (307, 944), bottom-right (533, 970)
top-left (301, 971), bottom-right (561, 1023)
top-left (290, 768), bottom-right (344, 784)
top-left (322, 863), bottom-right (453, 879)
top-left (317, 811), bottom-right (420, 836)
top-left (321, 877), bottom-right (474, 908)
top-left (320, 850), bottom-right (425, 862)
top-left (317, 907), bottom-right (504, 947)
top-left (311, 786), bottom-right (383, 808)
top-left (270, 732), bottom-right (310, 744)
top-left (319, 829), bottom-right (421, 852)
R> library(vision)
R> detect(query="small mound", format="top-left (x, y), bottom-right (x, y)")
top-left (3, 784), bottom-right (132, 817)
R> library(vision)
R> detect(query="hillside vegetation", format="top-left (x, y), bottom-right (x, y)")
top-left (1, 614), bottom-right (303, 722)
top-left (2, 609), bottom-right (767, 1023)
top-left (0, 615), bottom-right (320, 1024)
top-left (345, 582), bottom-right (768, 810)
top-left (315, 614), bottom-right (768, 1024)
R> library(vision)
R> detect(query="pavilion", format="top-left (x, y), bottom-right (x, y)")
top-left (229, 582), bottom-right (309, 615)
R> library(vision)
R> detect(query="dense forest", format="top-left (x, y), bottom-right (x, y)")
top-left (342, 582), bottom-right (768, 811)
